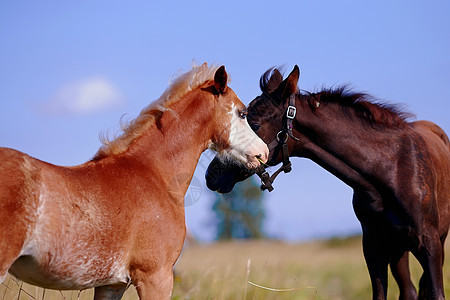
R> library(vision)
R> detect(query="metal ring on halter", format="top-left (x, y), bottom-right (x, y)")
top-left (260, 171), bottom-right (269, 185)
top-left (276, 131), bottom-right (288, 143)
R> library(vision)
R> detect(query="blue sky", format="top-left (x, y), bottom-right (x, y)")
top-left (1, 1), bottom-right (449, 241)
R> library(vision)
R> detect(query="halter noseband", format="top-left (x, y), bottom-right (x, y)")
top-left (256, 93), bottom-right (298, 192)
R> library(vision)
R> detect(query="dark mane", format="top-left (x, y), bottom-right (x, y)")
top-left (259, 69), bottom-right (414, 129)
top-left (303, 86), bottom-right (414, 129)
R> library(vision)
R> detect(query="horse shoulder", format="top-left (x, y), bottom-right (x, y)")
top-left (411, 121), bottom-right (450, 231)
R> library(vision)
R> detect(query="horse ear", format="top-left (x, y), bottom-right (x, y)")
top-left (265, 69), bottom-right (284, 93)
top-left (275, 65), bottom-right (299, 101)
top-left (214, 65), bottom-right (228, 94)
top-left (283, 65), bottom-right (300, 98)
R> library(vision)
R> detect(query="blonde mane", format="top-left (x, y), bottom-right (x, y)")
top-left (94, 63), bottom-right (224, 160)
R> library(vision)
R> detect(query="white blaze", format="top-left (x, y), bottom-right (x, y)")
top-left (225, 104), bottom-right (268, 168)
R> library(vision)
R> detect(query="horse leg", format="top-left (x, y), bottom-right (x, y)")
top-left (93, 284), bottom-right (127, 300)
top-left (390, 251), bottom-right (418, 300)
top-left (0, 235), bottom-right (24, 285)
top-left (414, 231), bottom-right (445, 300)
top-left (440, 232), bottom-right (447, 266)
top-left (362, 231), bottom-right (390, 300)
top-left (0, 203), bottom-right (30, 284)
top-left (132, 267), bottom-right (174, 300)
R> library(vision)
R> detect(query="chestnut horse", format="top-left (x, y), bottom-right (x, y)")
top-left (206, 66), bottom-right (450, 300)
top-left (0, 63), bottom-right (268, 299)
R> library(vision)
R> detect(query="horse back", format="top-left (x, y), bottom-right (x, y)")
top-left (412, 120), bottom-right (450, 160)
top-left (413, 120), bottom-right (450, 147)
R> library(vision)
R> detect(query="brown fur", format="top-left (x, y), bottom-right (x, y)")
top-left (0, 64), bottom-right (267, 299)
top-left (208, 66), bottom-right (450, 300)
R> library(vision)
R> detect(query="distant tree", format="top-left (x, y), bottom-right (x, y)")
top-left (212, 176), bottom-right (265, 240)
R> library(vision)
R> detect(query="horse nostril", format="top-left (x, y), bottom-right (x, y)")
top-left (259, 151), bottom-right (268, 161)
top-left (256, 154), bottom-right (267, 165)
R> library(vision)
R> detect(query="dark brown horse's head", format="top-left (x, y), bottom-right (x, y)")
top-left (206, 66), bottom-right (300, 193)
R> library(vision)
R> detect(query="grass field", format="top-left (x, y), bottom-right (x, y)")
top-left (2, 236), bottom-right (450, 299)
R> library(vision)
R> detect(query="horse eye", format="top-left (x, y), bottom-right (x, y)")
top-left (239, 111), bottom-right (247, 119)
top-left (249, 122), bottom-right (260, 131)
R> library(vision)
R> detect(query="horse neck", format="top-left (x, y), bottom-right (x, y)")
top-left (119, 89), bottom-right (215, 190)
top-left (292, 100), bottom-right (404, 191)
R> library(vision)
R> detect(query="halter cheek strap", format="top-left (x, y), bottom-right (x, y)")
top-left (286, 94), bottom-right (299, 141)
top-left (256, 94), bottom-right (298, 192)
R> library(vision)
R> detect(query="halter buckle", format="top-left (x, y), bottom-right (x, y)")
top-left (276, 131), bottom-right (288, 143)
top-left (286, 105), bottom-right (296, 119)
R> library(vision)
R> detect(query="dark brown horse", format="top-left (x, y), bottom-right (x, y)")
top-left (206, 66), bottom-right (450, 300)
top-left (0, 63), bottom-right (268, 299)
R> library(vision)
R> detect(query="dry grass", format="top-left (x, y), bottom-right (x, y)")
top-left (2, 237), bottom-right (450, 299)
top-left (173, 237), bottom-right (370, 300)
top-left (173, 237), bottom-right (450, 299)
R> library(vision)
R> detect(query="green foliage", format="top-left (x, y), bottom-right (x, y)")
top-left (212, 176), bottom-right (265, 240)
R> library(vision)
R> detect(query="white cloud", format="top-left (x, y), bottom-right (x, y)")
top-left (40, 77), bottom-right (125, 115)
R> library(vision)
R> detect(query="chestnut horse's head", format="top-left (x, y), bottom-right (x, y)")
top-left (208, 65), bottom-right (269, 169)
top-left (94, 63), bottom-right (268, 169)
top-left (206, 66), bottom-right (300, 193)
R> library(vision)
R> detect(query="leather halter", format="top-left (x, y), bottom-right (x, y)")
top-left (256, 93), bottom-right (298, 192)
